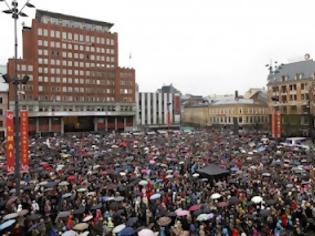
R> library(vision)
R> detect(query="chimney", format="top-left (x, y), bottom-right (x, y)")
top-left (235, 90), bottom-right (239, 100)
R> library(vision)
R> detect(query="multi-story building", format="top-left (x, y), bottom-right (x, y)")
top-left (182, 90), bottom-right (269, 129)
top-left (0, 65), bottom-right (8, 139)
top-left (6, 9), bottom-right (136, 134)
top-left (208, 91), bottom-right (269, 129)
top-left (267, 56), bottom-right (315, 136)
top-left (136, 85), bottom-right (181, 130)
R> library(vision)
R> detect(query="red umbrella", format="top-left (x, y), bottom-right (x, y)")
top-left (67, 176), bottom-right (75, 182)
top-left (189, 204), bottom-right (201, 212)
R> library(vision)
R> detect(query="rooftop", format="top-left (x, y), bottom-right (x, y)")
top-left (268, 59), bottom-right (315, 82)
top-left (36, 9), bottom-right (114, 30)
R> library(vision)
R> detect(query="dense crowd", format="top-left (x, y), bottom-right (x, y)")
top-left (0, 129), bottom-right (315, 236)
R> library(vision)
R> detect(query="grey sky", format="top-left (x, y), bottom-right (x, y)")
top-left (0, 0), bottom-right (314, 96)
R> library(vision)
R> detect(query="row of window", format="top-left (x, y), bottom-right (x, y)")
top-left (17, 64), bottom-right (33, 72)
top-left (210, 116), bottom-right (268, 124)
top-left (38, 40), bottom-right (115, 54)
top-left (38, 76), bottom-right (115, 86)
top-left (209, 107), bottom-right (267, 115)
top-left (37, 95), bottom-right (115, 103)
top-left (40, 15), bottom-right (110, 33)
top-left (38, 53), bottom-right (115, 63)
top-left (38, 28), bottom-right (115, 46)
top-left (38, 85), bottom-right (115, 94)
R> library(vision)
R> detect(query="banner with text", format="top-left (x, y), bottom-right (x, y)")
top-left (20, 111), bottom-right (29, 171)
top-left (5, 111), bottom-right (14, 173)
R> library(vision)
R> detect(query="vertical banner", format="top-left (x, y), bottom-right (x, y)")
top-left (167, 111), bottom-right (170, 126)
top-left (271, 111), bottom-right (276, 138)
top-left (20, 111), bottom-right (29, 171)
top-left (5, 111), bottom-right (15, 173)
top-left (277, 112), bottom-right (281, 138)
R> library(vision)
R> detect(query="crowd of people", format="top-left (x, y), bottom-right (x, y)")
top-left (0, 129), bottom-right (315, 236)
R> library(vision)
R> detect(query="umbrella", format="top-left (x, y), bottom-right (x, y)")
top-left (27, 214), bottom-right (41, 221)
top-left (157, 216), bottom-right (172, 226)
top-left (139, 180), bottom-right (148, 186)
top-left (166, 174), bottom-right (173, 179)
top-left (5, 196), bottom-right (17, 207)
top-left (120, 227), bottom-right (135, 236)
top-left (83, 215), bottom-right (93, 222)
top-left (251, 196), bottom-right (263, 204)
top-left (210, 193), bottom-right (221, 200)
top-left (73, 223), bottom-right (89, 231)
top-left (189, 204), bottom-right (201, 212)
top-left (176, 210), bottom-right (189, 217)
top-left (59, 181), bottom-right (70, 186)
top-left (38, 181), bottom-right (48, 186)
top-left (62, 230), bottom-right (78, 236)
top-left (262, 173), bottom-right (271, 177)
top-left (91, 203), bottom-right (102, 210)
top-left (126, 217), bottom-right (138, 227)
top-left (114, 196), bottom-right (125, 202)
top-left (196, 214), bottom-right (209, 222)
top-left (228, 196), bottom-right (240, 205)
top-left (57, 211), bottom-right (70, 219)
top-left (3, 213), bottom-right (18, 221)
top-left (113, 224), bottom-right (126, 234)
top-left (73, 207), bottom-right (85, 215)
top-left (138, 229), bottom-right (155, 236)
top-left (62, 193), bottom-right (72, 199)
top-left (18, 209), bottom-right (29, 216)
top-left (150, 193), bottom-right (161, 201)
top-left (0, 219), bottom-right (16, 232)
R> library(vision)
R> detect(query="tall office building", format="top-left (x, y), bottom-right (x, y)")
top-left (7, 9), bottom-right (136, 133)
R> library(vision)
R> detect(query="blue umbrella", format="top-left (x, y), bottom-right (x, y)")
top-left (0, 219), bottom-right (16, 232)
top-left (230, 167), bottom-right (239, 172)
top-left (120, 227), bottom-right (135, 236)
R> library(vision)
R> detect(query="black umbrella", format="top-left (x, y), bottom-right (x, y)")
top-left (229, 196), bottom-right (240, 205)
top-left (91, 203), bottom-right (102, 210)
top-left (27, 214), bottom-right (41, 221)
top-left (73, 207), bottom-right (85, 215)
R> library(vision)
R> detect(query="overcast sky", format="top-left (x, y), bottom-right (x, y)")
top-left (0, 0), bottom-right (314, 96)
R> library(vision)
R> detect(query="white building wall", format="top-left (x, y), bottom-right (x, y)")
top-left (163, 93), bottom-right (168, 124)
top-left (153, 93), bottom-right (157, 124)
top-left (169, 93), bottom-right (173, 123)
top-left (147, 93), bottom-right (151, 125)
top-left (158, 93), bottom-right (162, 124)
top-left (141, 92), bottom-right (145, 125)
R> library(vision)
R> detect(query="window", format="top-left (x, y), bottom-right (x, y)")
top-left (50, 41), bottom-right (55, 47)
top-left (74, 34), bottom-right (78, 41)
top-left (56, 31), bottom-right (60, 38)
top-left (68, 32), bottom-right (72, 40)
top-left (43, 29), bottom-right (48, 36)
top-left (38, 40), bottom-right (43, 46)
top-left (62, 32), bottom-right (67, 39)
top-left (37, 28), bottom-right (43, 36)
top-left (50, 30), bottom-right (55, 37)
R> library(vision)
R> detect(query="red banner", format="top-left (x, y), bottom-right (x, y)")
top-left (174, 95), bottom-right (180, 114)
top-left (277, 112), bottom-right (281, 138)
top-left (20, 111), bottom-right (29, 171)
top-left (271, 112), bottom-right (276, 138)
top-left (5, 111), bottom-right (15, 173)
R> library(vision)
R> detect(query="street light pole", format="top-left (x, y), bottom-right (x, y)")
top-left (1, 0), bottom-right (35, 197)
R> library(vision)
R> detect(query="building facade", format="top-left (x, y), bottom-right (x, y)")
top-left (7, 9), bottom-right (135, 134)
top-left (0, 65), bottom-right (8, 139)
top-left (181, 90), bottom-right (269, 129)
top-left (267, 57), bottom-right (315, 136)
top-left (181, 104), bottom-right (208, 127)
top-left (136, 90), bottom-right (181, 130)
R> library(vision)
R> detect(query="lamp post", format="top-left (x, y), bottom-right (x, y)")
top-left (1, 0), bottom-right (35, 197)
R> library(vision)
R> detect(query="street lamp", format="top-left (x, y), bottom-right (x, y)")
top-left (0, 0), bottom-right (35, 197)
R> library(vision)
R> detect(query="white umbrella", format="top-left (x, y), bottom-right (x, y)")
top-left (62, 230), bottom-right (77, 236)
top-left (138, 229), bottom-right (155, 236)
top-left (139, 180), bottom-right (148, 186)
top-left (59, 181), bottom-right (70, 186)
top-left (262, 173), bottom-right (271, 177)
top-left (196, 214), bottom-right (209, 221)
top-left (251, 196), bottom-right (263, 204)
top-left (113, 224), bottom-right (126, 234)
top-left (210, 193), bottom-right (221, 200)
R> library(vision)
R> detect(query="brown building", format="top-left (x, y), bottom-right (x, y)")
top-left (7, 9), bottom-right (136, 134)
top-left (267, 56), bottom-right (315, 136)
